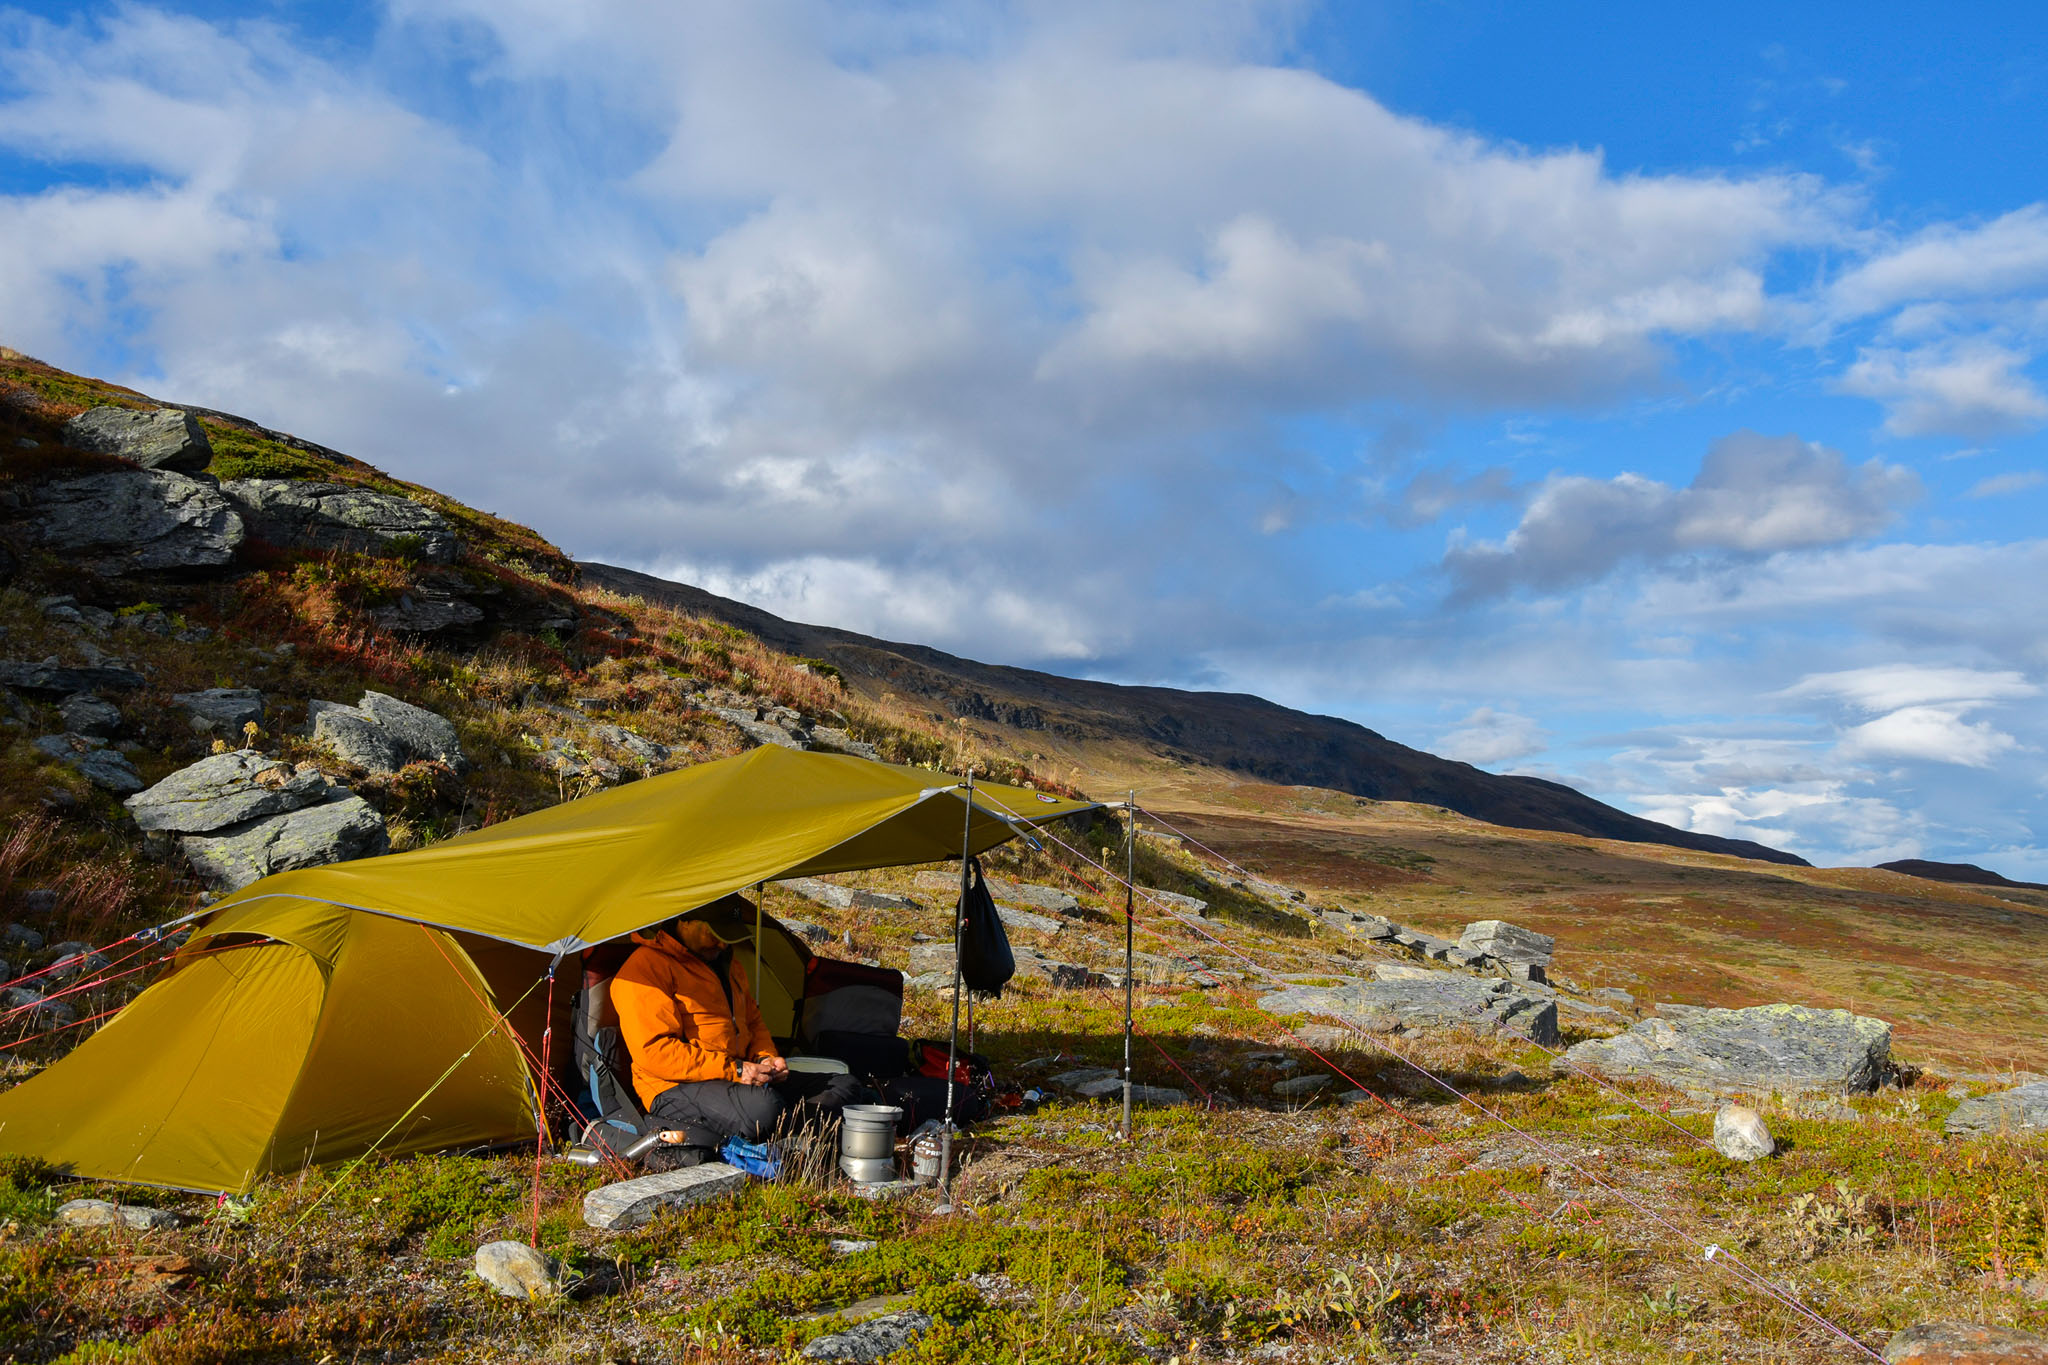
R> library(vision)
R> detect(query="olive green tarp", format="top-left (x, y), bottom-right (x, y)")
top-left (0, 748), bottom-right (1097, 1192)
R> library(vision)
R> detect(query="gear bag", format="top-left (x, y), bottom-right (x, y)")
top-left (956, 856), bottom-right (1016, 996)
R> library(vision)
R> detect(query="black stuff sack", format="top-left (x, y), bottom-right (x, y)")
top-left (957, 856), bottom-right (1016, 996)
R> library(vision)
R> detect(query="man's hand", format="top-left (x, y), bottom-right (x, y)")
top-left (737, 1059), bottom-right (768, 1085)
top-left (755, 1054), bottom-right (789, 1081)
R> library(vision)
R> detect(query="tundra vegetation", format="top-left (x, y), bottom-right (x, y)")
top-left (0, 350), bottom-right (2042, 1361)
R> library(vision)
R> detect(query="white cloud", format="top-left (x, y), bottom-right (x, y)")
top-left (1444, 430), bottom-right (1915, 597)
top-left (1966, 470), bottom-right (2047, 498)
top-left (1435, 707), bottom-right (1546, 767)
top-left (1782, 664), bottom-right (2037, 712)
top-left (1838, 706), bottom-right (2018, 768)
top-left (1839, 342), bottom-right (2048, 438)
top-left (1825, 204), bottom-right (2048, 319)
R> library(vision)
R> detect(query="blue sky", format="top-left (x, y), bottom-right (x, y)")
top-left (2, 1), bottom-right (2044, 874)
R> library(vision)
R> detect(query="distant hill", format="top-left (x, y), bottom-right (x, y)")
top-left (1878, 859), bottom-right (2048, 893)
top-left (582, 562), bottom-right (1809, 867)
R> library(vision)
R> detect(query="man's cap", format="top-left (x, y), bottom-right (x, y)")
top-left (681, 893), bottom-right (757, 944)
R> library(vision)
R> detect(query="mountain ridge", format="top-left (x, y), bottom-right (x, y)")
top-left (580, 562), bottom-right (1809, 867)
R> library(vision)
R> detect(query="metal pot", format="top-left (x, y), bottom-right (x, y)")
top-left (839, 1154), bottom-right (897, 1184)
top-left (838, 1104), bottom-right (902, 1161)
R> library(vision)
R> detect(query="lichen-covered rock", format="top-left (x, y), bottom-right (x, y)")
top-left (1260, 976), bottom-right (1561, 1047)
top-left (1713, 1103), bottom-right (1775, 1161)
top-left (172, 687), bottom-right (265, 735)
top-left (220, 479), bottom-right (458, 562)
top-left (372, 591), bottom-right (486, 636)
top-left (180, 795), bottom-right (389, 891)
top-left (1884, 1321), bottom-right (2048, 1363)
top-left (473, 1240), bottom-right (558, 1299)
top-left (34, 470), bottom-right (244, 573)
top-left (33, 732), bottom-right (142, 792)
top-left (1944, 1080), bottom-right (2048, 1137)
top-left (310, 691), bottom-right (467, 775)
top-left (1557, 1003), bottom-right (1893, 1096)
top-left (581, 1163), bottom-right (747, 1231)
top-left (802, 1312), bottom-right (933, 1362)
top-left (986, 877), bottom-right (1079, 916)
top-left (590, 723), bottom-right (670, 767)
top-left (1, 985), bottom-right (74, 1024)
top-left (56, 1198), bottom-right (181, 1231)
top-left (62, 406), bottom-right (213, 472)
top-left (782, 878), bottom-right (917, 913)
top-left (125, 750), bottom-right (330, 833)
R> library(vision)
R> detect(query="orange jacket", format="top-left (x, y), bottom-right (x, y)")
top-left (611, 929), bottom-right (779, 1108)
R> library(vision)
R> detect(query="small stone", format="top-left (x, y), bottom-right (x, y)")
top-left (1, 924), bottom-right (43, 953)
top-left (172, 687), bottom-right (265, 735)
top-left (802, 1311), bottom-right (933, 1361)
top-left (473, 1240), bottom-right (558, 1299)
top-left (20, 889), bottom-right (56, 916)
top-left (1072, 1076), bottom-right (1187, 1105)
top-left (829, 1239), bottom-right (877, 1256)
top-left (43, 942), bottom-right (108, 983)
top-left (1274, 1073), bottom-right (1334, 1098)
top-left (1712, 1103), bottom-right (1775, 1161)
top-left (1883, 1321), bottom-right (2048, 1364)
top-left (582, 1162), bottom-right (747, 1231)
top-left (1, 985), bottom-right (73, 1022)
top-left (1591, 987), bottom-right (1636, 1007)
top-left (56, 1198), bottom-right (180, 1231)
top-left (1048, 1067), bottom-right (1120, 1091)
top-left (58, 694), bottom-right (122, 738)
top-left (32, 733), bottom-right (142, 793)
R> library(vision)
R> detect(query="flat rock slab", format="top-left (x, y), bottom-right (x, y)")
top-left (1274, 1073), bottom-right (1333, 1098)
top-left (57, 1199), bottom-right (179, 1231)
top-left (0, 661), bottom-right (146, 699)
top-left (1558, 1003), bottom-right (1893, 1096)
top-left (180, 794), bottom-right (390, 891)
top-left (1260, 977), bottom-right (1561, 1047)
top-left (582, 1162), bottom-right (747, 1230)
top-left (1885, 1321), bottom-right (2048, 1363)
top-left (802, 1310), bottom-right (932, 1361)
top-left (1072, 1076), bottom-right (1188, 1106)
top-left (63, 406), bottom-right (212, 472)
top-left (995, 905), bottom-right (1062, 935)
top-left (126, 749), bottom-right (330, 834)
top-left (1945, 1080), bottom-right (2048, 1137)
top-left (780, 877), bottom-right (917, 912)
top-left (221, 478), bottom-right (457, 561)
top-left (35, 469), bottom-right (244, 573)
top-left (1458, 919), bottom-right (1555, 965)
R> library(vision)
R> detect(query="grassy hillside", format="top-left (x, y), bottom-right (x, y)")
top-left (0, 351), bottom-right (2041, 1363)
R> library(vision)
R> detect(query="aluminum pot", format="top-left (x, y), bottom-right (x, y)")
top-left (839, 1154), bottom-right (897, 1184)
top-left (839, 1104), bottom-right (903, 1161)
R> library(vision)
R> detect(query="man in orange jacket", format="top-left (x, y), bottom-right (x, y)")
top-left (612, 895), bottom-right (862, 1153)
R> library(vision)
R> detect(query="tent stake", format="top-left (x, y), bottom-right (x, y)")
top-left (937, 769), bottom-right (973, 1213)
top-left (1120, 791), bottom-right (1135, 1142)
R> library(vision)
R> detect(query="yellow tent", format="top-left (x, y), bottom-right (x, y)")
top-left (0, 748), bottom-right (1096, 1192)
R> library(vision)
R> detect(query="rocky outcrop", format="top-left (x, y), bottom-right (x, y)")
top-left (1884, 1321), bottom-right (2048, 1364)
top-left (172, 687), bottom-right (265, 735)
top-left (1944, 1080), bottom-right (2048, 1137)
top-left (34, 470), bottom-right (244, 573)
top-left (181, 797), bottom-right (388, 890)
top-left (1458, 920), bottom-right (1555, 966)
top-left (1557, 1003), bottom-right (1893, 1096)
top-left (124, 749), bottom-right (389, 890)
top-left (33, 732), bottom-right (143, 792)
top-left (220, 479), bottom-right (457, 562)
top-left (802, 1311), bottom-right (932, 1362)
top-left (58, 694), bottom-right (122, 737)
top-left (581, 1163), bottom-right (747, 1231)
top-left (62, 406), bottom-right (212, 472)
top-left (0, 661), bottom-right (145, 699)
top-left (1259, 976), bottom-right (1561, 1047)
top-left (309, 691), bottom-right (467, 776)
top-left (56, 1198), bottom-right (181, 1231)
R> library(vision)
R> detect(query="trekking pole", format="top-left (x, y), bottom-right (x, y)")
top-left (937, 768), bottom-right (973, 1212)
top-left (1120, 792), bottom-right (1135, 1142)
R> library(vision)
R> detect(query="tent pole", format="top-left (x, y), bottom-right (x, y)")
top-left (752, 882), bottom-right (764, 1004)
top-left (1120, 792), bottom-right (1135, 1142)
top-left (938, 770), bottom-right (973, 1212)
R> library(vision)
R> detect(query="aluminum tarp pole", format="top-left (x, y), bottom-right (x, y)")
top-left (938, 770), bottom-right (973, 1209)
top-left (1121, 791), bottom-right (1135, 1141)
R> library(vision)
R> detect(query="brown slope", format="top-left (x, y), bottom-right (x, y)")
top-left (582, 562), bottom-right (1807, 866)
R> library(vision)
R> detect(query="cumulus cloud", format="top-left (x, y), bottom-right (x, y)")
top-left (1435, 706), bottom-right (1546, 767)
top-left (1781, 664), bottom-right (2037, 712)
top-left (1825, 205), bottom-right (2048, 319)
top-left (1967, 470), bottom-right (2046, 498)
top-left (1443, 430), bottom-right (1916, 598)
top-left (1837, 707), bottom-right (2018, 768)
top-left (1838, 342), bottom-right (2048, 438)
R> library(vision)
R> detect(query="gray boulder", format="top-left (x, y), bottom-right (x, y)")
top-left (1259, 976), bottom-right (1561, 1047)
top-left (125, 750), bottom-right (330, 833)
top-left (309, 691), bottom-right (467, 775)
top-left (591, 723), bottom-right (670, 767)
top-left (372, 592), bottom-right (486, 636)
top-left (473, 1240), bottom-right (558, 1299)
top-left (802, 1312), bottom-right (932, 1362)
top-left (1, 924), bottom-right (44, 953)
top-left (62, 406), bottom-right (212, 472)
top-left (220, 479), bottom-right (457, 562)
top-left (1274, 1073), bottom-right (1333, 1098)
top-left (1070, 1075), bottom-right (1187, 1106)
top-left (1, 987), bottom-right (75, 1024)
top-left (180, 794), bottom-right (389, 891)
top-left (34, 469), bottom-right (244, 573)
top-left (1557, 1003), bottom-right (1893, 1096)
top-left (172, 687), bottom-right (265, 735)
top-left (995, 905), bottom-right (1062, 936)
top-left (33, 733), bottom-right (143, 792)
top-left (781, 877), bottom-right (917, 913)
top-left (59, 694), bottom-right (122, 737)
top-left (808, 726), bottom-right (880, 761)
top-left (44, 943), bottom-right (109, 983)
top-left (1459, 920), bottom-right (1555, 965)
top-left (1883, 1321), bottom-right (2048, 1363)
top-left (1146, 889), bottom-right (1210, 917)
top-left (0, 661), bottom-right (145, 699)
top-left (1944, 1080), bottom-right (2048, 1137)
top-left (1713, 1103), bottom-right (1775, 1161)
top-left (56, 1198), bottom-right (181, 1231)
top-left (987, 877), bottom-right (1079, 915)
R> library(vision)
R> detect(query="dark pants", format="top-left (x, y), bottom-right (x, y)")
top-left (649, 1071), bottom-right (866, 1148)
